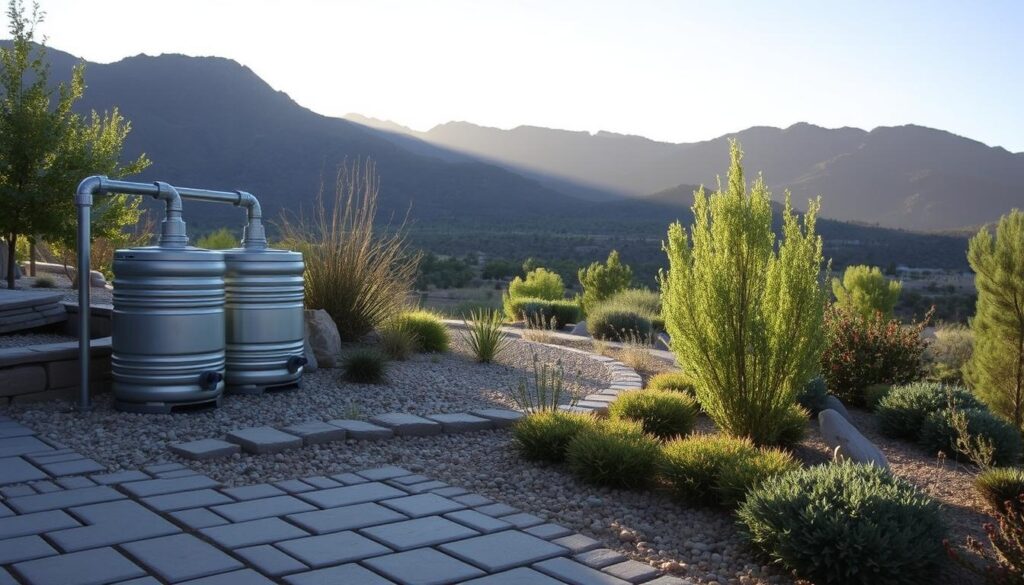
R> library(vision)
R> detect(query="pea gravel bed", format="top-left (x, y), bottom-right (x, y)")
top-left (4, 336), bottom-right (609, 469)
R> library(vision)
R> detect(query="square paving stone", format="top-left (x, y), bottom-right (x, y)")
top-left (0, 456), bottom-right (47, 484)
top-left (326, 419), bottom-right (393, 440)
top-left (236, 545), bottom-right (307, 577)
top-left (452, 493), bottom-right (492, 507)
top-left (90, 470), bottom-right (150, 485)
top-left (468, 409), bottom-right (524, 427)
top-left (0, 503), bottom-right (11, 517)
top-left (156, 468), bottom-right (200, 479)
top-left (169, 439), bottom-right (241, 461)
top-left (6, 485), bottom-right (123, 513)
top-left (430, 486), bottom-right (468, 498)
top-left (274, 530), bottom-right (391, 568)
top-left (575, 548), bottom-right (627, 569)
top-left (524, 523), bottom-right (573, 540)
top-left (170, 508), bottom-right (229, 530)
top-left (56, 476), bottom-right (96, 490)
top-left (122, 533), bottom-right (244, 582)
top-left (225, 426), bottom-right (302, 454)
top-left (439, 530), bottom-right (569, 572)
top-left (283, 563), bottom-right (394, 585)
top-left (362, 548), bottom-right (486, 585)
top-left (328, 472), bottom-right (368, 485)
top-left (0, 422), bottom-right (35, 438)
top-left (380, 494), bottom-right (465, 518)
top-left (29, 480), bottom-right (60, 493)
top-left (118, 578), bottom-right (162, 585)
top-left (144, 462), bottom-right (184, 473)
top-left (552, 533), bottom-right (601, 554)
top-left (390, 474), bottom-right (430, 486)
top-left (120, 475), bottom-right (220, 498)
top-left (211, 495), bottom-right (315, 522)
top-left (274, 479), bottom-right (315, 494)
top-left (0, 484), bottom-right (35, 497)
top-left (201, 517), bottom-right (308, 549)
top-left (368, 413), bottom-right (442, 436)
top-left (404, 480), bottom-right (449, 494)
top-left (475, 503), bottom-right (518, 517)
top-left (176, 569), bottom-right (275, 585)
top-left (359, 515), bottom-right (479, 550)
top-left (0, 436), bottom-right (52, 458)
top-left (25, 451), bottom-right (82, 465)
top-left (12, 547), bottom-right (145, 585)
top-left (357, 466), bottom-right (413, 481)
top-left (461, 567), bottom-right (564, 585)
top-left (641, 577), bottom-right (691, 585)
top-left (301, 476), bottom-right (340, 489)
top-left (0, 509), bottom-right (80, 539)
top-left (287, 502), bottom-right (407, 534)
top-left (142, 488), bottom-right (235, 512)
top-left (533, 557), bottom-right (630, 585)
top-left (603, 559), bottom-right (661, 583)
top-left (48, 500), bottom-right (181, 552)
top-left (426, 413), bottom-right (493, 433)
top-left (501, 512), bottom-right (544, 529)
top-left (0, 534), bottom-right (57, 564)
top-left (0, 568), bottom-right (16, 585)
top-left (38, 458), bottom-right (105, 476)
top-left (221, 483), bottom-right (285, 500)
top-left (280, 421), bottom-right (347, 445)
top-left (295, 482), bottom-right (406, 508)
top-left (444, 510), bottom-right (513, 534)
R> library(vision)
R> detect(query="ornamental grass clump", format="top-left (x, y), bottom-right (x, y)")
top-left (566, 418), bottom-right (662, 489)
top-left (738, 462), bottom-right (946, 585)
top-left (341, 349), bottom-right (387, 384)
top-left (607, 389), bottom-right (698, 440)
top-left (376, 321), bottom-right (419, 361)
top-left (512, 411), bottom-right (597, 462)
top-left (647, 372), bottom-right (696, 397)
top-left (460, 309), bottom-right (512, 363)
top-left (586, 305), bottom-right (653, 341)
top-left (505, 355), bottom-right (580, 413)
top-left (975, 467), bottom-right (1024, 513)
top-left (393, 310), bottom-right (450, 353)
top-left (660, 142), bottom-right (828, 446)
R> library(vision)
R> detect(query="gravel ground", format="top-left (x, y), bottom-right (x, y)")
top-left (0, 331), bottom-right (77, 348)
top-left (13, 272), bottom-right (113, 304)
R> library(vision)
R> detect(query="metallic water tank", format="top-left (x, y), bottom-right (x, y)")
top-left (111, 246), bottom-right (227, 413)
top-left (222, 247), bottom-right (306, 394)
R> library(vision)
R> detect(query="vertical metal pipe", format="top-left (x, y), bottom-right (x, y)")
top-left (76, 203), bottom-right (91, 412)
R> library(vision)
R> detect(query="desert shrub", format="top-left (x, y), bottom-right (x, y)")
top-left (926, 323), bottom-right (972, 384)
top-left (31, 275), bottom-right (55, 288)
top-left (513, 411), bottom-right (597, 462)
top-left (460, 309), bottom-right (511, 363)
top-left (586, 305), bottom-right (653, 341)
top-left (876, 382), bottom-right (981, 440)
top-left (507, 267), bottom-right (564, 302)
top-left (566, 419), bottom-right (662, 489)
top-left (393, 310), bottom-right (449, 352)
top-left (608, 390), bottom-right (698, 440)
top-left (659, 434), bottom-right (758, 505)
top-left (738, 462), bottom-right (946, 585)
top-left (919, 408), bottom-right (1021, 466)
top-left (864, 383), bottom-right (892, 409)
top-left (821, 305), bottom-right (929, 406)
top-left (715, 448), bottom-right (799, 508)
top-left (504, 296), bottom-right (582, 325)
top-left (975, 467), bottom-right (1024, 513)
top-left (660, 143), bottom-right (827, 445)
top-left (607, 288), bottom-right (661, 318)
top-left (797, 377), bottom-right (828, 413)
top-left (376, 321), bottom-right (418, 361)
top-left (521, 312), bottom-right (558, 343)
top-left (772, 404), bottom-right (810, 446)
top-left (505, 355), bottom-right (579, 412)
top-left (341, 349), bottom-right (387, 384)
top-left (617, 331), bottom-right (657, 373)
top-left (578, 250), bottom-right (633, 314)
top-left (648, 372), bottom-right (696, 397)
top-left (831, 264), bottom-right (902, 320)
top-left (280, 161), bottom-right (419, 340)
top-left (195, 227), bottom-right (238, 250)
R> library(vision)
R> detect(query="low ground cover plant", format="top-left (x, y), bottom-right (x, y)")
top-left (647, 372), bottom-right (696, 397)
top-left (460, 309), bottom-right (511, 363)
top-left (738, 462), bottom-right (946, 585)
top-left (608, 389), bottom-right (698, 440)
top-left (505, 297), bottom-right (582, 326)
top-left (513, 411), bottom-right (597, 462)
top-left (586, 304), bottom-right (653, 341)
top-left (566, 418), bottom-right (662, 489)
top-left (876, 382), bottom-right (981, 440)
top-left (393, 310), bottom-right (450, 352)
top-left (342, 349), bottom-right (387, 384)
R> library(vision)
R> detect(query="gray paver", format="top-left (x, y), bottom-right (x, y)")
top-left (6, 485), bottom-right (124, 513)
top-left (357, 466), bottom-right (412, 481)
top-left (575, 548), bottom-right (628, 569)
top-left (295, 482), bottom-right (406, 508)
top-left (475, 503), bottom-right (518, 517)
top-left (363, 548), bottom-right (486, 585)
top-left (236, 545), bottom-right (307, 577)
top-left (0, 534), bottom-right (57, 564)
top-left (48, 500), bottom-right (180, 552)
top-left (0, 569), bottom-right (13, 585)
top-left (38, 458), bottom-right (105, 476)
top-left (120, 475), bottom-right (220, 497)
top-left (0, 484), bottom-right (35, 497)
top-left (279, 421), bottom-right (347, 445)
top-left (524, 523), bottom-right (573, 540)
top-left (0, 503), bottom-right (11, 517)
top-left (390, 474), bottom-right (430, 486)
top-left (221, 483), bottom-right (285, 500)
top-left (603, 560), bottom-right (661, 583)
top-left (170, 508), bottom-right (230, 530)
top-left (211, 495), bottom-right (315, 522)
top-left (0, 422), bottom-right (35, 438)
top-left (430, 486), bottom-right (469, 498)
top-left (0, 456), bottom-right (47, 484)
top-left (0, 436), bottom-right (52, 458)
top-left (225, 426), bottom-right (302, 454)
top-left (287, 502), bottom-right (407, 534)
top-left (439, 530), bottom-right (568, 572)
top-left (443, 509), bottom-right (513, 534)
top-left (29, 480), bottom-right (60, 493)
top-left (301, 475), bottom-right (340, 489)
top-left (452, 493), bottom-right (492, 507)
top-left (328, 471), bottom-right (368, 485)
top-left (168, 439), bottom-right (241, 461)
top-left (404, 480), bottom-right (449, 494)
top-left (201, 517), bottom-right (309, 549)
top-left (283, 563), bottom-right (394, 585)
top-left (142, 488), bottom-right (235, 512)
top-left (360, 515), bottom-right (479, 550)
top-left (552, 533), bottom-right (601, 554)
top-left (273, 479), bottom-right (315, 494)
top-left (90, 470), bottom-right (150, 485)
top-left (56, 476), bottom-right (96, 489)
top-left (144, 463), bottom-right (185, 474)
top-left (368, 412), bottom-right (442, 436)
top-left (380, 493), bottom-right (465, 518)
top-left (118, 578), bottom-right (162, 585)
top-left (326, 419), bottom-right (393, 440)
top-left (275, 531), bottom-right (391, 568)
top-left (468, 409), bottom-right (524, 427)
top-left (641, 577), bottom-right (691, 585)
top-left (461, 567), bottom-right (564, 585)
top-left (156, 468), bottom-right (200, 479)
top-left (122, 533), bottom-right (244, 583)
top-left (501, 512), bottom-right (544, 528)
top-left (177, 569), bottom-right (276, 585)
top-left (12, 547), bottom-right (145, 585)
top-left (426, 413), bottom-right (493, 432)
top-left (0, 509), bottom-right (80, 539)
top-left (24, 451), bottom-right (81, 465)
top-left (533, 557), bottom-right (631, 584)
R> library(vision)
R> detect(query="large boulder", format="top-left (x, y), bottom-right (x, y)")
top-left (304, 309), bottom-right (340, 368)
top-left (303, 334), bottom-right (319, 373)
top-left (818, 408), bottom-right (889, 469)
top-left (570, 320), bottom-right (588, 336)
top-left (822, 395), bottom-right (852, 421)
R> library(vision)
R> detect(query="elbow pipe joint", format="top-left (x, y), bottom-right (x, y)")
top-left (236, 190), bottom-right (267, 249)
top-left (153, 181), bottom-right (189, 248)
top-left (75, 175), bottom-right (107, 207)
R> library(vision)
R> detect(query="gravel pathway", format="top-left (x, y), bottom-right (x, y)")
top-left (0, 331), bottom-right (77, 348)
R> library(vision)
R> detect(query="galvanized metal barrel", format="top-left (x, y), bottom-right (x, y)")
top-left (111, 246), bottom-right (226, 413)
top-left (222, 248), bottom-right (305, 394)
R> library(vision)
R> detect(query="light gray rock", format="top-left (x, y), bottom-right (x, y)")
top-left (302, 334), bottom-right (318, 373)
top-left (822, 395), bottom-right (852, 421)
top-left (570, 321), bottom-right (588, 336)
top-left (818, 408), bottom-right (889, 469)
top-left (304, 309), bottom-right (340, 368)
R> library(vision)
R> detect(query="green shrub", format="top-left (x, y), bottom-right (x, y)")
top-left (31, 275), bottom-right (56, 288)
top-left (507, 267), bottom-right (564, 301)
top-left (512, 411), bottom-right (596, 462)
top-left (341, 349), bottom-right (387, 384)
top-left (566, 419), bottom-right (662, 489)
top-left (864, 383), bottom-right (892, 410)
top-left (503, 296), bottom-right (582, 325)
top-left (738, 462), bottom-right (946, 585)
top-left (195, 227), bottom-right (238, 250)
top-left (647, 372), bottom-right (696, 397)
top-left (393, 310), bottom-right (450, 352)
top-left (578, 250), bottom-right (633, 314)
top-left (831, 264), bottom-right (902, 320)
top-left (772, 405), bottom-right (810, 446)
top-left (715, 448), bottom-right (799, 508)
top-left (377, 322), bottom-right (418, 361)
top-left (586, 306), bottom-right (653, 341)
top-left (926, 323), bottom-right (972, 384)
top-left (659, 434), bottom-right (757, 505)
top-left (877, 382), bottom-right (981, 440)
top-left (504, 355), bottom-right (576, 413)
top-left (919, 408), bottom-right (1021, 466)
top-left (797, 377), bottom-right (828, 413)
top-left (975, 467), bottom-right (1024, 512)
top-left (460, 309), bottom-right (512, 363)
top-left (606, 288), bottom-right (661, 318)
top-left (607, 390), bottom-right (698, 440)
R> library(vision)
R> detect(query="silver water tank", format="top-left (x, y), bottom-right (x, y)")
top-left (111, 246), bottom-right (227, 412)
top-left (222, 247), bottom-right (306, 394)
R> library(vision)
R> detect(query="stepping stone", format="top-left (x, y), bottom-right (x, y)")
top-left (552, 533), bottom-right (602, 553)
top-left (379, 493), bottom-right (465, 518)
top-left (201, 517), bottom-right (308, 549)
top-left (326, 420), bottom-right (393, 440)
top-left (462, 567), bottom-right (564, 585)
top-left (431, 486), bottom-right (469, 498)
top-left (359, 515), bottom-right (479, 551)
top-left (426, 413), bottom-right (493, 433)
top-left (0, 456), bottom-right (47, 484)
top-left (583, 394), bottom-right (618, 403)
top-left (12, 547), bottom-right (145, 585)
top-left (141, 488), bottom-right (235, 512)
top-left (558, 405), bottom-right (597, 414)
top-left (283, 563), bottom-right (393, 585)
top-left (575, 548), bottom-right (628, 569)
top-left (368, 412), bottom-right (442, 436)
top-left (572, 400), bottom-right (610, 413)
top-left (169, 439), bottom-right (241, 461)
top-left (533, 557), bottom-right (630, 585)
top-left (0, 510), bottom-right (80, 540)
top-left (469, 409), bottom-right (524, 427)
top-left (502, 512), bottom-right (545, 529)
top-left (170, 508), bottom-right (229, 530)
top-left (390, 474), bottom-right (431, 486)
top-left (439, 530), bottom-right (568, 572)
top-left (225, 427), bottom-right (302, 454)
top-left (236, 545), bottom-right (307, 577)
top-left (524, 523), bottom-right (573, 540)
top-left (122, 533), bottom-right (243, 583)
top-left (37, 458), bottom-right (105, 476)
top-left (175, 569), bottom-right (275, 584)
top-left (362, 548), bottom-right (486, 585)
top-left (296, 482), bottom-right (406, 509)
top-left (0, 534), bottom-right (57, 564)
top-left (221, 483), bottom-right (285, 501)
top-left (287, 502), bottom-right (407, 534)
top-left (357, 466), bottom-right (412, 481)
top-left (120, 475), bottom-right (220, 498)
top-left (211, 495), bottom-right (315, 522)
top-left (275, 531), bottom-right (391, 568)
top-left (47, 500), bottom-right (180, 552)
top-left (444, 509), bottom-right (513, 534)
top-left (280, 421), bottom-right (347, 445)
top-left (603, 560), bottom-right (661, 583)
top-left (6, 485), bottom-right (124, 514)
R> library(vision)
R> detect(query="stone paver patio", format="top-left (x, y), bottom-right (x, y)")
top-left (0, 415), bottom-right (684, 585)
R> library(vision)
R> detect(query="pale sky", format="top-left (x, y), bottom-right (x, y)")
top-left (28, 0), bottom-right (1024, 152)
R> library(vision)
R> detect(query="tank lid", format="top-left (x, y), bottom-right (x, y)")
top-left (114, 246), bottom-right (226, 262)
top-left (222, 248), bottom-right (303, 262)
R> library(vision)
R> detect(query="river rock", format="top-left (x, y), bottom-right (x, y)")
top-left (818, 408), bottom-right (888, 469)
top-left (304, 309), bottom-right (340, 368)
top-left (822, 395), bottom-right (851, 421)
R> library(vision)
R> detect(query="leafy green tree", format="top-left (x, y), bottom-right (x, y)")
top-left (832, 264), bottom-right (902, 319)
top-left (507, 267), bottom-right (564, 301)
top-left (578, 249), bottom-right (633, 314)
top-left (195, 228), bottom-right (239, 250)
top-left (0, 0), bottom-right (149, 288)
top-left (964, 210), bottom-right (1024, 429)
top-left (660, 141), bottom-right (827, 445)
